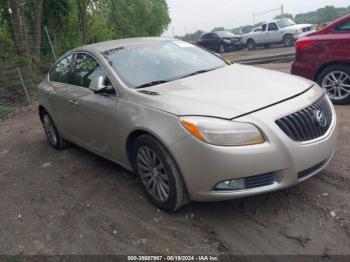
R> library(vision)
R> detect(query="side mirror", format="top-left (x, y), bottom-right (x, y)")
top-left (89, 76), bottom-right (106, 93)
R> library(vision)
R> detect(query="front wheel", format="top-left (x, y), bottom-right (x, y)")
top-left (247, 39), bottom-right (256, 50)
top-left (316, 64), bottom-right (350, 105)
top-left (218, 44), bottom-right (225, 53)
top-left (132, 135), bottom-right (189, 212)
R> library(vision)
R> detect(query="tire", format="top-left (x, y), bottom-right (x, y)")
top-left (132, 135), bottom-right (189, 212)
top-left (218, 44), bottom-right (225, 53)
top-left (283, 34), bottom-right (294, 47)
top-left (41, 112), bottom-right (70, 150)
top-left (247, 39), bottom-right (256, 50)
top-left (316, 64), bottom-right (350, 105)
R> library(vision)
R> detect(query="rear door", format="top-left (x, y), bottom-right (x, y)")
top-left (46, 54), bottom-right (75, 133)
top-left (64, 52), bottom-right (118, 154)
top-left (199, 33), bottom-right (218, 51)
top-left (258, 24), bottom-right (268, 43)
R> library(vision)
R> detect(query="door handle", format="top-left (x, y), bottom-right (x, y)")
top-left (69, 100), bottom-right (79, 107)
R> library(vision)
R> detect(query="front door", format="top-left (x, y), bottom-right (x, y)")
top-left (64, 53), bottom-right (118, 154)
top-left (267, 23), bottom-right (281, 43)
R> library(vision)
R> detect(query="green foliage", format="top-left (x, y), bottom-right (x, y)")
top-left (295, 5), bottom-right (349, 24)
top-left (0, 0), bottom-right (171, 59)
top-left (177, 30), bottom-right (204, 42)
top-left (274, 13), bottom-right (294, 20)
top-left (211, 27), bottom-right (226, 32)
top-left (106, 0), bottom-right (170, 38)
top-left (0, 105), bottom-right (14, 118)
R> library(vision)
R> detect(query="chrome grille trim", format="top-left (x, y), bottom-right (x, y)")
top-left (276, 96), bottom-right (333, 142)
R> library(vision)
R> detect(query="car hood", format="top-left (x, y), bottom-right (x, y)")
top-left (132, 64), bottom-right (314, 119)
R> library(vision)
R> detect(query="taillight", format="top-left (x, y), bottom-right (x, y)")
top-left (295, 39), bottom-right (318, 50)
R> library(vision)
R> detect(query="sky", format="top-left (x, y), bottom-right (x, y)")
top-left (163, 0), bottom-right (350, 36)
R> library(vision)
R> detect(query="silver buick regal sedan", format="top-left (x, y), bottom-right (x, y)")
top-left (38, 38), bottom-right (338, 211)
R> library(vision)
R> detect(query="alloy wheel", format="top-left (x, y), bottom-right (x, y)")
top-left (136, 146), bottom-right (170, 203)
top-left (219, 44), bottom-right (225, 53)
top-left (322, 71), bottom-right (350, 101)
top-left (43, 114), bottom-right (58, 146)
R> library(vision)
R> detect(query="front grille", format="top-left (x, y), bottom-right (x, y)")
top-left (298, 160), bottom-right (326, 180)
top-left (245, 172), bottom-right (275, 189)
top-left (303, 26), bottom-right (313, 32)
top-left (276, 96), bottom-right (333, 142)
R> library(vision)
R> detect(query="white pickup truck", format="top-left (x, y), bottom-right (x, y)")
top-left (242, 18), bottom-right (314, 50)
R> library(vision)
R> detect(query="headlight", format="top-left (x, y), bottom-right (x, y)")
top-left (179, 116), bottom-right (265, 146)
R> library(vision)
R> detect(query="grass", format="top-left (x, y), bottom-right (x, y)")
top-left (0, 105), bottom-right (15, 118)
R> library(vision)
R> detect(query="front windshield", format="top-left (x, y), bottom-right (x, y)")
top-left (216, 31), bottom-right (235, 38)
top-left (276, 18), bottom-right (296, 28)
top-left (102, 40), bottom-right (226, 88)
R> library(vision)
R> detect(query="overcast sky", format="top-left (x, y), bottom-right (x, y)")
top-left (163, 0), bottom-right (349, 36)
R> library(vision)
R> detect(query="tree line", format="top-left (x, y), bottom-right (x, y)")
top-left (178, 5), bottom-right (350, 41)
top-left (0, 0), bottom-right (171, 61)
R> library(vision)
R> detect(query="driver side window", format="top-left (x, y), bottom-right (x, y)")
top-left (72, 53), bottom-right (108, 88)
top-left (268, 23), bottom-right (278, 31)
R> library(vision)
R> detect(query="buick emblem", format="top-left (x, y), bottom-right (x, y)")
top-left (315, 110), bottom-right (327, 128)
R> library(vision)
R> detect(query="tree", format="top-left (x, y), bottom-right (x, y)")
top-left (33, 0), bottom-right (43, 57)
top-left (0, 0), bottom-right (171, 59)
top-left (177, 30), bottom-right (204, 42)
top-left (76, 0), bottom-right (91, 44)
top-left (295, 5), bottom-right (349, 24)
top-left (107, 0), bottom-right (171, 38)
top-left (211, 27), bottom-right (225, 32)
top-left (0, 0), bottom-right (29, 56)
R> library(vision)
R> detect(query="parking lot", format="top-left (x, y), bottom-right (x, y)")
top-left (0, 47), bottom-right (350, 255)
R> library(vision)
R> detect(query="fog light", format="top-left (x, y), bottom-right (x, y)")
top-left (214, 178), bottom-right (245, 191)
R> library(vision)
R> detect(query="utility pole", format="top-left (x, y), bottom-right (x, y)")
top-left (281, 4), bottom-right (284, 15)
top-left (172, 26), bottom-right (175, 37)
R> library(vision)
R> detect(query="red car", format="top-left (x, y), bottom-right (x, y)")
top-left (292, 14), bottom-right (350, 104)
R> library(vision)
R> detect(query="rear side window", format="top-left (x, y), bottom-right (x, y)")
top-left (72, 53), bottom-right (107, 88)
top-left (335, 20), bottom-right (350, 31)
top-left (262, 24), bottom-right (267, 31)
top-left (49, 55), bottom-right (74, 84)
top-left (202, 33), bottom-right (216, 40)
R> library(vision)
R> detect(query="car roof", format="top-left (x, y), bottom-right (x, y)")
top-left (74, 37), bottom-right (175, 53)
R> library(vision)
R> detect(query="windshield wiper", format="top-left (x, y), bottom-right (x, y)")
top-left (134, 67), bottom-right (223, 88)
top-left (180, 67), bottom-right (222, 79)
top-left (134, 80), bottom-right (171, 89)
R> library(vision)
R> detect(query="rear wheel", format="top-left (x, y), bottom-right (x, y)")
top-left (247, 39), bottom-right (256, 50)
top-left (41, 112), bottom-right (70, 150)
top-left (283, 34), bottom-right (294, 47)
top-left (132, 135), bottom-right (189, 212)
top-left (316, 64), bottom-right (350, 105)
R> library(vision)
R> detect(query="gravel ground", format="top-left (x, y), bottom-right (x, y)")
top-left (222, 46), bottom-right (294, 63)
top-left (0, 60), bottom-right (349, 255)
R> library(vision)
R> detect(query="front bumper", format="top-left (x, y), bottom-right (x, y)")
top-left (169, 87), bottom-right (338, 201)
